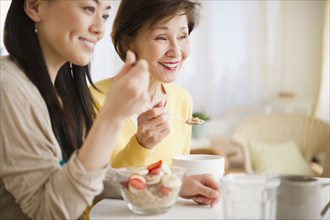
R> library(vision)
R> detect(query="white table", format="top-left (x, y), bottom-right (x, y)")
top-left (90, 198), bottom-right (224, 219)
top-left (90, 178), bottom-right (330, 219)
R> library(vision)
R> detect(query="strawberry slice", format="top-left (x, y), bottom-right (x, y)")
top-left (148, 167), bottom-right (161, 175)
top-left (129, 175), bottom-right (146, 190)
top-left (159, 186), bottom-right (172, 196)
top-left (147, 160), bottom-right (162, 175)
top-left (120, 180), bottom-right (129, 189)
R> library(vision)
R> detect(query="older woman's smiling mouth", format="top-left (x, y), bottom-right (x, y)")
top-left (159, 62), bottom-right (179, 70)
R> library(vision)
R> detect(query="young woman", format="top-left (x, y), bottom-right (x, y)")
top-left (1, 1), bottom-right (149, 219)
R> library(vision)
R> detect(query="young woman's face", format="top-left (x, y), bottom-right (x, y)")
top-left (37, 0), bottom-right (110, 67)
top-left (131, 14), bottom-right (191, 84)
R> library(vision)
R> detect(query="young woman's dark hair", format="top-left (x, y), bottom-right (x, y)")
top-left (4, 0), bottom-right (97, 161)
top-left (112, 0), bottom-right (201, 61)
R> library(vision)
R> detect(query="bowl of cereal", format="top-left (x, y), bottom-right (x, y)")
top-left (115, 160), bottom-right (186, 215)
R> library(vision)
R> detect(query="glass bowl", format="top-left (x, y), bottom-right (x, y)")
top-left (115, 165), bottom-right (186, 215)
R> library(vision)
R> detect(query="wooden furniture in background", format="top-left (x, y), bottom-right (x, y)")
top-left (232, 113), bottom-right (330, 177)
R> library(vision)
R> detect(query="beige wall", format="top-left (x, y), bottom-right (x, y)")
top-left (316, 0), bottom-right (329, 122)
top-left (0, 1), bottom-right (327, 119)
top-left (278, 1), bottom-right (325, 99)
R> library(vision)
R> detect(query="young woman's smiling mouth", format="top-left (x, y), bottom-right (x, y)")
top-left (79, 37), bottom-right (96, 52)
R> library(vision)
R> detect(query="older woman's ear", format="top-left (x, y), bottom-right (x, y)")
top-left (123, 35), bottom-right (136, 51)
top-left (119, 35), bottom-right (136, 60)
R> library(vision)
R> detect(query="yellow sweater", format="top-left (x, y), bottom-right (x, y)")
top-left (90, 78), bottom-right (192, 167)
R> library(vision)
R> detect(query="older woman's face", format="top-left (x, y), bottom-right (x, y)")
top-left (130, 14), bottom-right (191, 84)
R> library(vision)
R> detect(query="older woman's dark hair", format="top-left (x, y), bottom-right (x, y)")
top-left (112, 0), bottom-right (201, 61)
top-left (4, 0), bottom-right (97, 161)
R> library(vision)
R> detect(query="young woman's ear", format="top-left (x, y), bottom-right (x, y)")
top-left (24, 0), bottom-right (43, 22)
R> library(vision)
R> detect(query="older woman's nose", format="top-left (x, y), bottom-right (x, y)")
top-left (166, 40), bottom-right (182, 57)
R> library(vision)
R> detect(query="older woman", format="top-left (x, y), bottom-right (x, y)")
top-left (91, 0), bottom-right (220, 209)
top-left (92, 0), bottom-right (199, 168)
top-left (92, 0), bottom-right (219, 210)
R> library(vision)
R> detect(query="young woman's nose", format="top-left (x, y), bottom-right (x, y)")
top-left (90, 15), bottom-right (105, 39)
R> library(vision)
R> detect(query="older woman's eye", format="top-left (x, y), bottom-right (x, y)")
top-left (85, 6), bottom-right (95, 13)
top-left (180, 34), bottom-right (188, 40)
top-left (156, 36), bottom-right (167, 41)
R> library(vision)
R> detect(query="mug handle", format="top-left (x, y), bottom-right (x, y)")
top-left (321, 201), bottom-right (330, 217)
top-left (321, 183), bottom-right (330, 218)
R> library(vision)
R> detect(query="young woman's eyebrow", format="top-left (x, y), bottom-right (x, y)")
top-left (93, 0), bottom-right (111, 10)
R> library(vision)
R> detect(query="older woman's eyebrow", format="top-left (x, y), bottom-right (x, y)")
top-left (93, 0), bottom-right (111, 9)
top-left (151, 26), bottom-right (188, 31)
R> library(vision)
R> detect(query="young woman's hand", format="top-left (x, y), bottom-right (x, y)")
top-left (104, 50), bottom-right (150, 119)
top-left (180, 174), bottom-right (220, 208)
top-left (79, 51), bottom-right (150, 171)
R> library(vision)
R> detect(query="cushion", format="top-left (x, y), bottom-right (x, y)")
top-left (248, 140), bottom-right (313, 176)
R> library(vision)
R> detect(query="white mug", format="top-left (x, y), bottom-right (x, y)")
top-left (276, 175), bottom-right (330, 219)
top-left (172, 154), bottom-right (225, 181)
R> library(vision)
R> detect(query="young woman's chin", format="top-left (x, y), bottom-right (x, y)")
top-left (71, 56), bottom-right (92, 67)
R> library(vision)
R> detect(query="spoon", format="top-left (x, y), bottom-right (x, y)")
top-left (186, 117), bottom-right (205, 125)
top-left (170, 114), bottom-right (205, 126)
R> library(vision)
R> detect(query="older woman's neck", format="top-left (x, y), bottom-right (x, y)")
top-left (149, 80), bottom-right (167, 106)
top-left (149, 80), bottom-right (162, 95)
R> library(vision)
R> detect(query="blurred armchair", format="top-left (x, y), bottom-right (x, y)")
top-left (232, 113), bottom-right (330, 177)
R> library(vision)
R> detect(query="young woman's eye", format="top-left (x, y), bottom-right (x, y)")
top-left (102, 14), bottom-right (109, 22)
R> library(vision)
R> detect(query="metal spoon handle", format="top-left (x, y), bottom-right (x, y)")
top-left (169, 114), bottom-right (205, 126)
top-left (169, 113), bottom-right (189, 124)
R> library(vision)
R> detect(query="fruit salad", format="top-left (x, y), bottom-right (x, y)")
top-left (118, 160), bottom-right (184, 210)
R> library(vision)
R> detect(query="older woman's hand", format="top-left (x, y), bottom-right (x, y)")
top-left (136, 101), bottom-right (170, 149)
top-left (179, 174), bottom-right (220, 208)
